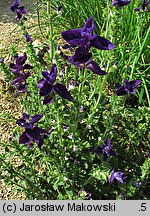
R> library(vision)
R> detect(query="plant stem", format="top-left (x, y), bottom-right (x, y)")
top-left (88, 75), bottom-right (107, 124)
top-left (47, 0), bottom-right (54, 62)
top-left (72, 68), bottom-right (85, 143)
top-left (37, 0), bottom-right (45, 38)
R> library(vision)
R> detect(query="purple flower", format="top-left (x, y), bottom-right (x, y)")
top-left (8, 136), bottom-right (13, 142)
top-left (10, 0), bottom-right (27, 20)
top-left (57, 6), bottom-right (62, 14)
top-left (111, 0), bottom-right (131, 8)
top-left (0, 58), bottom-right (4, 63)
top-left (101, 138), bottom-right (115, 161)
top-left (85, 192), bottom-right (92, 200)
top-left (10, 53), bottom-right (33, 75)
top-left (68, 80), bottom-right (76, 91)
top-left (16, 113), bottom-right (43, 128)
top-left (59, 45), bottom-right (107, 75)
top-left (61, 17), bottom-right (115, 51)
top-left (92, 138), bottom-right (116, 160)
top-left (115, 79), bottom-right (142, 96)
top-left (67, 134), bottom-right (73, 140)
top-left (62, 124), bottom-right (69, 131)
top-left (11, 72), bottom-right (31, 86)
top-left (17, 113), bottom-right (51, 150)
top-left (135, 0), bottom-right (150, 12)
top-left (60, 17), bottom-right (114, 75)
top-left (135, 181), bottom-right (142, 187)
top-left (109, 169), bottom-right (126, 184)
top-left (79, 105), bottom-right (84, 112)
top-left (38, 64), bottom-right (73, 104)
top-left (25, 34), bottom-right (33, 42)
top-left (10, 53), bottom-right (33, 95)
top-left (11, 71), bottom-right (31, 95)
top-left (141, 0), bottom-right (149, 9)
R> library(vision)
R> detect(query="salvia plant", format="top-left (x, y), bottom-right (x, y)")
top-left (0, 0), bottom-right (150, 200)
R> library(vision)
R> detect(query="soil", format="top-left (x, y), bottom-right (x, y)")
top-left (0, 0), bottom-right (37, 200)
top-left (0, 0), bottom-right (37, 55)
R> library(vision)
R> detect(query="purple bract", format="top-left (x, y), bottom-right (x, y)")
top-left (115, 79), bottom-right (142, 96)
top-left (17, 113), bottom-right (51, 150)
top-left (59, 46), bottom-right (107, 76)
top-left (92, 138), bottom-right (116, 161)
top-left (10, 53), bottom-right (33, 74)
top-left (25, 34), bottom-right (33, 42)
top-left (135, 0), bottom-right (150, 12)
top-left (62, 17), bottom-right (114, 51)
top-left (111, 0), bottom-right (131, 8)
top-left (109, 169), bottom-right (126, 184)
top-left (60, 17), bottom-right (114, 75)
top-left (0, 58), bottom-right (4, 63)
top-left (10, 53), bottom-right (33, 95)
top-left (57, 6), bottom-right (63, 14)
top-left (10, 0), bottom-right (27, 20)
top-left (38, 64), bottom-right (73, 104)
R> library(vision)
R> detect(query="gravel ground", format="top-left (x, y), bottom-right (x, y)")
top-left (0, 0), bottom-right (37, 200)
top-left (0, 0), bottom-right (37, 55)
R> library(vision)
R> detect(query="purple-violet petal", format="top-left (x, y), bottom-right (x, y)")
top-left (16, 53), bottom-right (27, 65)
top-left (18, 6), bottom-right (27, 14)
top-left (112, 0), bottom-right (131, 7)
top-left (16, 11), bottom-right (22, 20)
top-left (23, 64), bottom-right (34, 70)
top-left (54, 83), bottom-right (73, 101)
top-left (61, 28), bottom-right (84, 47)
top-left (109, 170), bottom-right (115, 184)
top-left (25, 34), bottom-right (33, 42)
top-left (81, 17), bottom-right (95, 36)
top-left (25, 127), bottom-right (41, 141)
top-left (29, 114), bottom-right (43, 125)
top-left (91, 35), bottom-right (115, 50)
top-left (116, 85), bottom-right (127, 96)
top-left (19, 131), bottom-right (30, 144)
top-left (43, 94), bottom-right (55, 105)
top-left (39, 80), bottom-right (54, 96)
top-left (86, 60), bottom-right (107, 75)
top-left (42, 64), bottom-right (58, 84)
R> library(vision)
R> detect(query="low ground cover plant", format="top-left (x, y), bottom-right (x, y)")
top-left (0, 0), bottom-right (150, 199)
